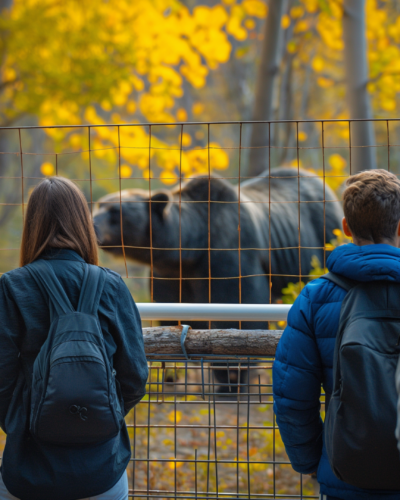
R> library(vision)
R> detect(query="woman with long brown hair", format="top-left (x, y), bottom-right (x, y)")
top-left (0, 177), bottom-right (148, 500)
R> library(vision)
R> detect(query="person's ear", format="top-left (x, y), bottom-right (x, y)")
top-left (150, 191), bottom-right (172, 218)
top-left (342, 217), bottom-right (352, 238)
top-left (397, 220), bottom-right (400, 236)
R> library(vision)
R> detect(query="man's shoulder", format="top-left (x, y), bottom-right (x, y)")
top-left (303, 275), bottom-right (347, 306)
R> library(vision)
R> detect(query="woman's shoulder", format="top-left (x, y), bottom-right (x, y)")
top-left (96, 266), bottom-right (134, 308)
top-left (98, 266), bottom-right (124, 287)
top-left (0, 266), bottom-right (31, 285)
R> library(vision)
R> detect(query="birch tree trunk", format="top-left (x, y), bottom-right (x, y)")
top-left (0, 0), bottom-right (12, 9)
top-left (247, 0), bottom-right (288, 178)
top-left (342, 0), bottom-right (377, 172)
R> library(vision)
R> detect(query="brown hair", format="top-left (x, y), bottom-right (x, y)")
top-left (20, 177), bottom-right (99, 267)
top-left (343, 169), bottom-right (400, 243)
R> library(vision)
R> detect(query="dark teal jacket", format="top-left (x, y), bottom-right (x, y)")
top-left (273, 243), bottom-right (400, 500)
top-left (0, 249), bottom-right (148, 500)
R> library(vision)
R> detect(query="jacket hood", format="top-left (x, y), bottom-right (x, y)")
top-left (327, 243), bottom-right (400, 283)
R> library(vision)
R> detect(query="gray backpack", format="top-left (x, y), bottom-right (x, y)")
top-left (26, 259), bottom-right (124, 446)
top-left (323, 272), bottom-right (400, 490)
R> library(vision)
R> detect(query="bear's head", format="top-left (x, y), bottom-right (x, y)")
top-left (93, 188), bottom-right (173, 264)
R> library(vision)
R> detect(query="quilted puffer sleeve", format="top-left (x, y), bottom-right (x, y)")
top-left (273, 285), bottom-right (323, 474)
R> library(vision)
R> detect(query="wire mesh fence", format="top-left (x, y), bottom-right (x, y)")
top-left (0, 118), bottom-right (396, 498)
top-left (126, 354), bottom-right (322, 500)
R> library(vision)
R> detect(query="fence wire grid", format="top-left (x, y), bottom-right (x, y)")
top-left (0, 118), bottom-right (397, 498)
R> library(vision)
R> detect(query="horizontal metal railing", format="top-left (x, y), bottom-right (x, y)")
top-left (136, 303), bottom-right (291, 322)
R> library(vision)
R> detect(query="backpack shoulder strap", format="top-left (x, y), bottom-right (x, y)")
top-left (26, 259), bottom-right (74, 317)
top-left (321, 272), bottom-right (359, 292)
top-left (77, 265), bottom-right (107, 315)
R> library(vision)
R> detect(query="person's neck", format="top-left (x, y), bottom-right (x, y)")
top-left (352, 237), bottom-right (398, 247)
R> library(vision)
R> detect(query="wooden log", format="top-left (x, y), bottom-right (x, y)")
top-left (142, 326), bottom-right (283, 356)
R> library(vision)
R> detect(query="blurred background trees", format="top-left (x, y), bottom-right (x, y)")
top-left (1, 0), bottom-right (400, 278)
top-left (1, 0), bottom-right (400, 183)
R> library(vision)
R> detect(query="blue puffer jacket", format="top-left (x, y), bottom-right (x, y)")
top-left (273, 243), bottom-right (400, 500)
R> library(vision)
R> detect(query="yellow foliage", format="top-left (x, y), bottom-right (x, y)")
top-left (168, 458), bottom-right (183, 470)
top-left (381, 98), bottom-right (397, 111)
top-left (169, 410), bottom-right (182, 423)
top-left (227, 6), bottom-right (248, 41)
top-left (244, 18), bottom-right (256, 30)
top-left (290, 6), bottom-right (305, 19)
top-left (40, 162), bottom-right (55, 176)
top-left (287, 40), bottom-right (298, 54)
top-left (0, 0), bottom-right (262, 130)
top-left (181, 132), bottom-right (192, 147)
top-left (294, 20), bottom-right (309, 33)
top-left (317, 77), bottom-right (334, 88)
top-left (176, 108), bottom-right (188, 121)
top-left (120, 165), bottom-right (132, 178)
top-left (160, 171), bottom-right (178, 185)
top-left (329, 154), bottom-right (346, 171)
top-left (192, 102), bottom-right (205, 115)
top-left (312, 56), bottom-right (324, 73)
top-left (0, 0), bottom-right (274, 185)
top-left (298, 131), bottom-right (308, 142)
top-left (301, 0), bottom-right (318, 13)
top-left (281, 14), bottom-right (291, 29)
top-left (241, 0), bottom-right (267, 18)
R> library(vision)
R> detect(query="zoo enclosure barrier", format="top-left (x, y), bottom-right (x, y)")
top-left (1, 118), bottom-right (397, 300)
top-left (0, 118), bottom-right (396, 498)
top-left (132, 301), bottom-right (319, 500)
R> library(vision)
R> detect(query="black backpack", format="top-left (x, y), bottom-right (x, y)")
top-left (323, 272), bottom-right (400, 490)
top-left (26, 259), bottom-right (124, 446)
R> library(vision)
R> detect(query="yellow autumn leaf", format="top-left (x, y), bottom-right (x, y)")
top-left (168, 410), bottom-right (182, 423)
top-left (120, 165), bottom-right (132, 178)
top-left (290, 6), bottom-right (304, 19)
top-left (176, 108), bottom-right (188, 121)
top-left (244, 18), bottom-right (255, 30)
top-left (160, 171), bottom-right (178, 185)
top-left (168, 458), bottom-right (183, 470)
top-left (312, 56), bottom-right (324, 72)
top-left (281, 14), bottom-right (291, 29)
top-left (329, 154), bottom-right (347, 171)
top-left (298, 131), bottom-right (308, 142)
top-left (181, 132), bottom-right (192, 147)
top-left (192, 102), bottom-right (204, 115)
top-left (317, 77), bottom-right (334, 88)
top-left (381, 98), bottom-right (396, 111)
top-left (302, 0), bottom-right (318, 13)
top-left (241, 0), bottom-right (267, 18)
top-left (40, 162), bottom-right (55, 176)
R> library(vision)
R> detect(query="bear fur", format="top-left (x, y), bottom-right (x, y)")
top-left (94, 167), bottom-right (343, 330)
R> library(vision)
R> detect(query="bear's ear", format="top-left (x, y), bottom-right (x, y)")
top-left (150, 191), bottom-right (172, 217)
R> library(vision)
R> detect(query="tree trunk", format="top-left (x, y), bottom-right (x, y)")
top-left (143, 326), bottom-right (282, 356)
top-left (0, 0), bottom-right (12, 10)
top-left (247, 0), bottom-right (288, 178)
top-left (342, 0), bottom-right (376, 172)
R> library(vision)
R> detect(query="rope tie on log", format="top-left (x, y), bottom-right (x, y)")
top-left (180, 324), bottom-right (191, 359)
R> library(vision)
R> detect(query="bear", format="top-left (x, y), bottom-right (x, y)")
top-left (93, 167), bottom-right (343, 391)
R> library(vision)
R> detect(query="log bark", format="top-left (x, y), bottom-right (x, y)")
top-left (247, 0), bottom-right (288, 177)
top-left (342, 0), bottom-right (377, 172)
top-left (143, 326), bottom-right (283, 356)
